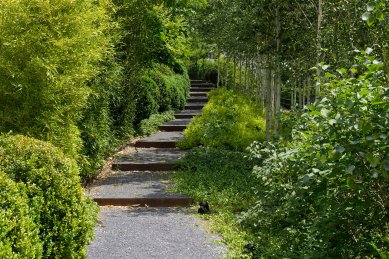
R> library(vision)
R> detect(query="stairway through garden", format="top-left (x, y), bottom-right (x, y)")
top-left (87, 80), bottom-right (226, 258)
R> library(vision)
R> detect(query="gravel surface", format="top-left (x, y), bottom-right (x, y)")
top-left (87, 207), bottom-right (226, 259)
top-left (137, 132), bottom-right (183, 143)
top-left (116, 148), bottom-right (186, 163)
top-left (90, 171), bottom-right (188, 199)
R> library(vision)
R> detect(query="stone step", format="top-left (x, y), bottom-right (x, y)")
top-left (159, 119), bottom-right (191, 131)
top-left (191, 83), bottom-right (213, 87)
top-left (175, 110), bottom-right (201, 119)
top-left (190, 87), bottom-right (213, 92)
top-left (90, 171), bottom-right (192, 207)
top-left (112, 148), bottom-right (185, 171)
top-left (190, 92), bottom-right (208, 97)
top-left (190, 79), bottom-right (206, 83)
top-left (187, 96), bottom-right (208, 103)
top-left (135, 131), bottom-right (183, 148)
top-left (185, 103), bottom-right (207, 110)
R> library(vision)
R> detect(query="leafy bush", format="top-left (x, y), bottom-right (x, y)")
top-left (79, 54), bottom-right (127, 180)
top-left (243, 54), bottom-right (389, 258)
top-left (149, 63), bottom-right (190, 112)
top-left (134, 74), bottom-right (161, 125)
top-left (0, 135), bottom-right (98, 258)
top-left (179, 87), bottom-right (266, 151)
top-left (0, 172), bottom-right (42, 258)
top-left (139, 111), bottom-right (175, 136)
top-left (0, 0), bottom-right (112, 158)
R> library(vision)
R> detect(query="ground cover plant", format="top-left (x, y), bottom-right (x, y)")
top-left (173, 147), bottom-right (259, 258)
top-left (179, 87), bottom-right (266, 151)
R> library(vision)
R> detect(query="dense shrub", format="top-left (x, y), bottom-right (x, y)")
top-left (189, 58), bottom-right (218, 83)
top-left (179, 87), bottom-right (266, 151)
top-left (133, 74), bottom-right (161, 125)
top-left (0, 172), bottom-right (42, 258)
top-left (0, 135), bottom-right (98, 258)
top-left (139, 111), bottom-right (175, 136)
top-left (79, 54), bottom-right (127, 179)
top-left (0, 0), bottom-right (112, 158)
top-left (243, 55), bottom-right (389, 258)
top-left (149, 63), bottom-right (190, 112)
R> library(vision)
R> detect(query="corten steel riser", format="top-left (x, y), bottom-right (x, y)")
top-left (93, 197), bottom-right (193, 207)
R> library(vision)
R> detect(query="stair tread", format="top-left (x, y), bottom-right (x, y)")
top-left (115, 148), bottom-right (186, 164)
top-left (90, 171), bottom-right (189, 199)
top-left (137, 131), bottom-right (183, 143)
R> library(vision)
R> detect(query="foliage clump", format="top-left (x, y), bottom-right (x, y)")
top-left (173, 147), bottom-right (258, 258)
top-left (139, 111), bottom-right (175, 136)
top-left (179, 87), bottom-right (265, 151)
top-left (0, 0), bottom-right (112, 159)
top-left (0, 135), bottom-right (98, 258)
top-left (243, 55), bottom-right (389, 258)
top-left (0, 172), bottom-right (42, 258)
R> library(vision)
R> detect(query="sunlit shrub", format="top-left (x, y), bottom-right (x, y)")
top-left (0, 172), bottom-right (42, 258)
top-left (0, 0), bottom-right (112, 158)
top-left (179, 87), bottom-right (266, 151)
top-left (0, 135), bottom-right (98, 258)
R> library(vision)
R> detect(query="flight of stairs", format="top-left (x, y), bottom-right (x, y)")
top-left (89, 80), bottom-right (214, 207)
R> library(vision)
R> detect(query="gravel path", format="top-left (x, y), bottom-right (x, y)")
top-left (87, 207), bottom-right (226, 259)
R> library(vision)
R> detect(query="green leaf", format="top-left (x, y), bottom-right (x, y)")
top-left (335, 146), bottom-right (345, 154)
top-left (367, 4), bottom-right (375, 12)
top-left (325, 72), bottom-right (336, 79)
top-left (362, 12), bottom-right (371, 21)
top-left (321, 108), bottom-right (330, 118)
top-left (346, 165), bottom-right (355, 173)
top-left (365, 47), bottom-right (374, 55)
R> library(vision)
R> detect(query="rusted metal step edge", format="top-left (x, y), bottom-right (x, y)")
top-left (187, 97), bottom-right (208, 103)
top-left (159, 125), bottom-right (187, 131)
top-left (174, 114), bottom-right (199, 119)
top-left (191, 83), bottom-right (214, 86)
top-left (135, 141), bottom-right (177, 148)
top-left (94, 197), bottom-right (193, 207)
top-left (184, 105), bottom-right (205, 110)
top-left (112, 162), bottom-right (178, 171)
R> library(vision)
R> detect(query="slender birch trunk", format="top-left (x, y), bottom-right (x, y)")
top-left (274, 5), bottom-right (281, 138)
top-left (217, 50), bottom-right (221, 87)
top-left (316, 0), bottom-right (323, 97)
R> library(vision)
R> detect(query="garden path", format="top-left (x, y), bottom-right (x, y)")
top-left (87, 80), bottom-right (226, 258)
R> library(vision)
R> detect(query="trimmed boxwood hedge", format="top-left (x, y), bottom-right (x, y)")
top-left (0, 172), bottom-right (42, 258)
top-left (0, 135), bottom-right (98, 258)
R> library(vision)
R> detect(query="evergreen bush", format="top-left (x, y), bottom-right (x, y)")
top-left (0, 172), bottom-right (42, 258)
top-left (0, 135), bottom-right (98, 258)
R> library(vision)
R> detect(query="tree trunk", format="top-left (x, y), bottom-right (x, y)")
top-left (266, 68), bottom-right (274, 142)
top-left (316, 0), bottom-right (323, 97)
top-left (274, 5), bottom-right (281, 138)
top-left (217, 50), bottom-right (221, 87)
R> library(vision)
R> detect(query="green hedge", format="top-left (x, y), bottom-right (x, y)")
top-left (148, 63), bottom-right (189, 113)
top-left (0, 172), bottom-right (42, 258)
top-left (179, 87), bottom-right (266, 151)
top-left (0, 135), bottom-right (98, 258)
